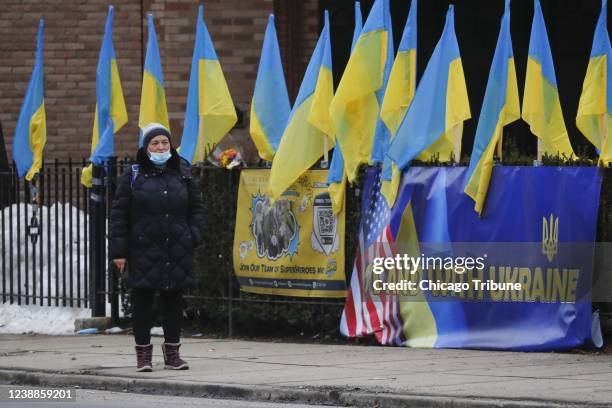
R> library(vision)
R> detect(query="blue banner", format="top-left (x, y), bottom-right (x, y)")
top-left (341, 166), bottom-right (602, 350)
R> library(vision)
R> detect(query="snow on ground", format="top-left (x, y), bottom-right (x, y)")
top-left (0, 301), bottom-right (123, 335)
top-left (0, 303), bottom-right (90, 335)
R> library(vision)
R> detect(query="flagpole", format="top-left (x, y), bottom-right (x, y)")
top-left (537, 138), bottom-right (542, 162)
top-left (497, 128), bottom-right (504, 164)
top-left (28, 173), bottom-right (40, 246)
top-left (453, 126), bottom-right (460, 163)
top-left (323, 136), bottom-right (329, 168)
top-left (600, 114), bottom-right (608, 166)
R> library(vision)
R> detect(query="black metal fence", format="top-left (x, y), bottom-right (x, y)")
top-left (4, 159), bottom-right (609, 338)
top-left (0, 159), bottom-right (128, 325)
top-left (0, 158), bottom-right (355, 335)
top-left (0, 159), bottom-right (90, 308)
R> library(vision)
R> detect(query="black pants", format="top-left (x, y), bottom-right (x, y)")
top-left (131, 289), bottom-right (183, 345)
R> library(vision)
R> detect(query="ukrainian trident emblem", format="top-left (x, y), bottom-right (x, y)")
top-left (542, 214), bottom-right (558, 262)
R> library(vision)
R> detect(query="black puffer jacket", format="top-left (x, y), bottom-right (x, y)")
top-left (109, 148), bottom-right (204, 290)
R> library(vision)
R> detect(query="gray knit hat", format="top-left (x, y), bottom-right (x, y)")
top-left (141, 123), bottom-right (172, 148)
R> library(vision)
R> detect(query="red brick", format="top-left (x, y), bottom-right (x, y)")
top-left (0, 0), bottom-right (318, 163)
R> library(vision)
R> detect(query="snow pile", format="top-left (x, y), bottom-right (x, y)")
top-left (0, 303), bottom-right (90, 335)
top-left (1, 202), bottom-right (124, 335)
top-left (1, 202), bottom-right (88, 303)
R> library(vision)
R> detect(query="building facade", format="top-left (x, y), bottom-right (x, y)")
top-left (0, 0), bottom-right (604, 165)
top-left (0, 0), bottom-right (319, 163)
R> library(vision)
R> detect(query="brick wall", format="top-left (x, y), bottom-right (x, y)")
top-left (0, 0), bottom-right (319, 163)
top-left (0, 0), bottom-right (142, 162)
top-left (274, 0), bottom-right (321, 101)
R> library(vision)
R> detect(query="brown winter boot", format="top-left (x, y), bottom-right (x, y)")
top-left (161, 342), bottom-right (189, 370)
top-left (135, 344), bottom-right (153, 372)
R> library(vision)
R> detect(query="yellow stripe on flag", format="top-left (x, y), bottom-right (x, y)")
top-left (26, 103), bottom-right (46, 181)
top-left (330, 29), bottom-right (387, 182)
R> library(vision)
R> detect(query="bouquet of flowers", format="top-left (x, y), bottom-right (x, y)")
top-left (215, 148), bottom-right (243, 169)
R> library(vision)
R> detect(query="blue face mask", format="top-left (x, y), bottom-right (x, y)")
top-left (149, 150), bottom-right (172, 165)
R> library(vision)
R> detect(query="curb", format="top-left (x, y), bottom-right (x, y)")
top-left (0, 368), bottom-right (600, 408)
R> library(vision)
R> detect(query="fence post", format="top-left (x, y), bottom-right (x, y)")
top-left (228, 256), bottom-right (233, 338)
top-left (90, 164), bottom-right (106, 317)
top-left (107, 157), bottom-right (119, 326)
top-left (228, 169), bottom-right (237, 338)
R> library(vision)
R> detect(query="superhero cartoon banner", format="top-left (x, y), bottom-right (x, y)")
top-left (341, 166), bottom-right (603, 350)
top-left (233, 169), bottom-right (345, 297)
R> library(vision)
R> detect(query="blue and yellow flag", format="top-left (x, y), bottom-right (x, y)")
top-left (380, 0), bottom-right (417, 138)
top-left (464, 0), bottom-right (519, 215)
top-left (522, 0), bottom-right (574, 159)
top-left (329, 0), bottom-right (394, 182)
top-left (327, 2), bottom-right (362, 213)
top-left (249, 14), bottom-right (290, 162)
top-left (576, 0), bottom-right (611, 165)
top-left (267, 11), bottom-right (334, 201)
top-left (387, 6), bottom-right (470, 170)
top-left (139, 13), bottom-right (169, 145)
top-left (81, 6), bottom-right (128, 187)
top-left (13, 19), bottom-right (46, 181)
top-left (179, 6), bottom-right (237, 163)
top-left (380, 0), bottom-right (417, 207)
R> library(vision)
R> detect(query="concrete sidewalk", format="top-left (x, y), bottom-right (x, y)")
top-left (0, 334), bottom-right (610, 407)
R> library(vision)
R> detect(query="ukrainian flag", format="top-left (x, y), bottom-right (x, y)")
top-left (464, 0), bottom-right (519, 215)
top-left (249, 14), bottom-right (290, 162)
top-left (81, 6), bottom-right (128, 187)
top-left (179, 6), bottom-right (237, 163)
top-left (522, 0), bottom-right (574, 159)
top-left (13, 19), bottom-right (46, 181)
top-left (380, 0), bottom-right (417, 207)
top-left (327, 1), bottom-right (362, 214)
top-left (267, 11), bottom-right (334, 201)
top-left (139, 13), bottom-right (169, 145)
top-left (576, 0), bottom-right (611, 165)
top-left (387, 6), bottom-right (470, 170)
top-left (329, 0), bottom-right (394, 182)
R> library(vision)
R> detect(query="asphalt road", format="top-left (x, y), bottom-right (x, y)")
top-left (0, 385), bottom-right (346, 408)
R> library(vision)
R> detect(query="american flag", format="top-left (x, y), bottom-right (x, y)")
top-left (340, 168), bottom-right (405, 346)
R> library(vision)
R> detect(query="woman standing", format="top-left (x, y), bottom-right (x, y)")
top-left (109, 123), bottom-right (204, 372)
